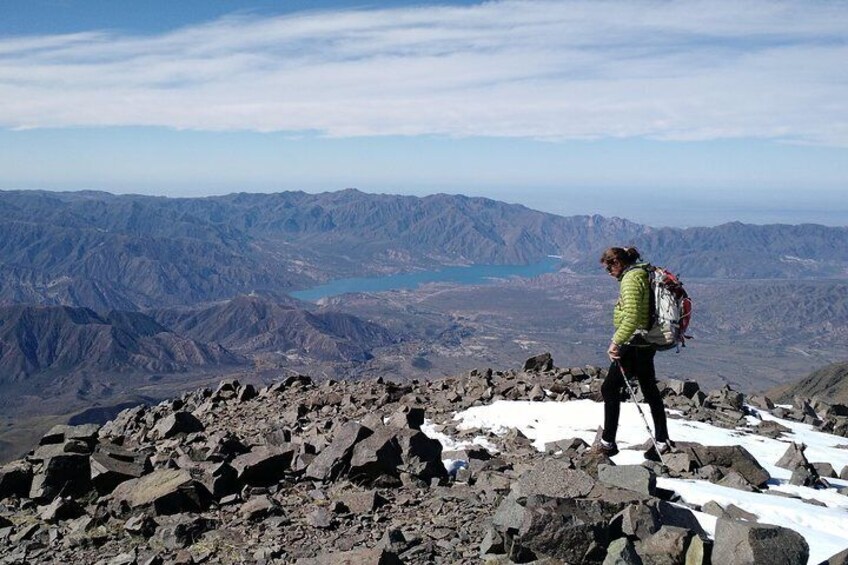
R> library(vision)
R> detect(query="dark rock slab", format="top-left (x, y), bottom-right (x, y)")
top-left (511, 459), bottom-right (595, 499)
top-left (40, 424), bottom-right (100, 446)
top-left (811, 462), bottom-right (837, 478)
top-left (231, 445), bottom-right (296, 487)
top-left (110, 469), bottom-right (212, 516)
top-left (337, 489), bottom-right (387, 514)
top-left (598, 464), bottom-right (656, 496)
top-left (679, 445), bottom-right (770, 487)
top-left (349, 426), bottom-right (404, 483)
top-left (306, 507), bottom-right (334, 529)
top-left (153, 514), bottom-right (218, 550)
top-left (776, 442), bottom-right (810, 472)
top-left (637, 525), bottom-right (693, 565)
top-left (195, 461), bottom-right (238, 498)
top-left (820, 547), bottom-right (848, 565)
top-left (240, 494), bottom-right (280, 521)
top-left (30, 453), bottom-right (91, 501)
top-left (610, 502), bottom-right (661, 541)
top-left (39, 496), bottom-right (84, 523)
top-left (0, 460), bottom-right (33, 499)
top-left (514, 495), bottom-right (616, 563)
top-left (386, 406), bottom-right (425, 430)
top-left (152, 412), bottom-right (204, 439)
top-left (90, 443), bottom-right (151, 495)
top-left (605, 537), bottom-right (642, 564)
top-left (712, 518), bottom-right (809, 565)
top-left (523, 352), bottom-right (553, 372)
top-left (305, 422), bottom-right (372, 481)
top-left (394, 429), bottom-right (447, 483)
top-left (124, 514), bottom-right (157, 538)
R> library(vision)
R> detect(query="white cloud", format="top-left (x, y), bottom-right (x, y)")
top-left (0, 0), bottom-right (846, 144)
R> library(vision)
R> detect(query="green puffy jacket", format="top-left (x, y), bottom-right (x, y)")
top-left (612, 263), bottom-right (651, 346)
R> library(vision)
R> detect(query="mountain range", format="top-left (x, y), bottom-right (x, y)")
top-left (0, 305), bottom-right (239, 386)
top-left (768, 361), bottom-right (848, 404)
top-left (1, 189), bottom-right (846, 310)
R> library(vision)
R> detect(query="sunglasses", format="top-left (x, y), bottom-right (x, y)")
top-left (604, 261), bottom-right (617, 273)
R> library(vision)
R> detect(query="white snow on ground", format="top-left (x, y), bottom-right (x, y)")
top-left (420, 419), bottom-right (499, 453)
top-left (423, 398), bottom-right (848, 565)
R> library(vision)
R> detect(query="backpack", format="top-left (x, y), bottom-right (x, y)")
top-left (642, 265), bottom-right (692, 351)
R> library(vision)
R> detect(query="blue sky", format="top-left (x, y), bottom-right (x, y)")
top-left (1, 0), bottom-right (846, 227)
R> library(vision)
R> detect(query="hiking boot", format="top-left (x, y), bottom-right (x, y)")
top-left (591, 439), bottom-right (619, 457)
top-left (644, 440), bottom-right (674, 462)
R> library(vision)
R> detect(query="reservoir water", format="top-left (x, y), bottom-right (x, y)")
top-left (291, 257), bottom-right (561, 302)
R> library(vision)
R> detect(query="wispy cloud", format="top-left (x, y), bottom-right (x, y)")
top-left (0, 0), bottom-right (846, 144)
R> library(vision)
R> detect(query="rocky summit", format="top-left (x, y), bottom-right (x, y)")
top-left (0, 354), bottom-right (847, 564)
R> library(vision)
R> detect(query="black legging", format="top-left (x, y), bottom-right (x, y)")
top-left (601, 346), bottom-right (669, 444)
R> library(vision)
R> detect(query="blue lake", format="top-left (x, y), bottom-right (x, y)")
top-left (291, 257), bottom-right (561, 302)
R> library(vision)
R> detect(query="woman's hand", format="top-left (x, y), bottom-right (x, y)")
top-left (607, 342), bottom-right (621, 361)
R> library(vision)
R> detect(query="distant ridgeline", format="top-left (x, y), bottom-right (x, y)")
top-left (0, 189), bottom-right (846, 310)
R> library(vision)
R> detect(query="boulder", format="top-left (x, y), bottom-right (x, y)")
top-left (237, 383), bottom-right (258, 402)
top-left (336, 489), bottom-right (387, 514)
top-left (30, 439), bottom-right (92, 461)
top-left (231, 445), bottom-right (296, 487)
top-left (529, 384), bottom-right (546, 401)
top-left (385, 406), bottom-right (425, 430)
top-left (479, 525), bottom-right (506, 557)
top-left (513, 494), bottom-right (613, 563)
top-left (394, 429), bottom-right (447, 482)
top-left (598, 464), bottom-right (657, 496)
top-left (665, 379), bottom-right (701, 399)
top-left (755, 420), bottom-right (791, 439)
top-left (544, 437), bottom-right (589, 454)
top-left (124, 514), bottom-right (157, 538)
top-left (712, 518), bottom-right (809, 565)
top-left (679, 445), bottom-right (769, 487)
top-left (152, 514), bottom-right (218, 550)
top-left (204, 432), bottom-right (250, 461)
top-left (685, 535), bottom-right (711, 565)
top-left (306, 507), bottom-right (334, 529)
top-left (305, 422), bottom-right (372, 481)
top-left (789, 466), bottom-right (816, 487)
top-left (90, 443), bottom-right (151, 495)
top-left (523, 352), bottom-right (554, 372)
top-left (717, 470), bottom-right (758, 492)
top-left (29, 453), bottom-right (91, 501)
top-left (747, 395), bottom-right (775, 411)
top-left (39, 496), bottom-right (84, 523)
top-left (152, 412), bottom-right (204, 439)
top-left (492, 492), bottom-right (530, 534)
top-left (663, 452), bottom-right (695, 475)
top-left (811, 462), bottom-right (837, 478)
top-left (604, 537), bottom-right (642, 565)
top-left (0, 460), bottom-right (33, 499)
top-left (636, 525), bottom-right (693, 565)
top-left (610, 502), bottom-right (661, 541)
top-left (110, 469), bottom-right (212, 515)
top-left (775, 442), bottom-right (809, 472)
top-left (512, 459), bottom-right (596, 499)
top-left (193, 461), bottom-right (238, 498)
top-left (820, 547), bottom-right (848, 565)
top-left (348, 426), bottom-right (404, 484)
top-left (240, 494), bottom-right (280, 521)
top-left (39, 424), bottom-right (100, 446)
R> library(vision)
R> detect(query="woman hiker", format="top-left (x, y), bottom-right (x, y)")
top-left (593, 246), bottom-right (672, 459)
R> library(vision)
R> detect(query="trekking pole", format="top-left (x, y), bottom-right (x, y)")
top-left (617, 360), bottom-right (667, 467)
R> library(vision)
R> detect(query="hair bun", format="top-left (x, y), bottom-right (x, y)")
top-left (624, 247), bottom-right (641, 262)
